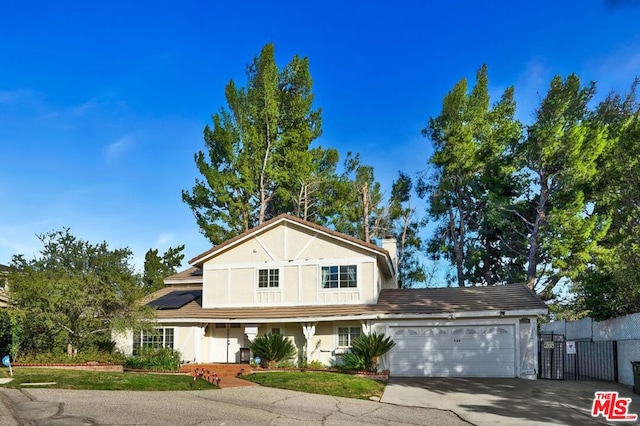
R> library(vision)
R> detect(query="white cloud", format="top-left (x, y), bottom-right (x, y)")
top-left (155, 233), bottom-right (176, 247)
top-left (105, 134), bottom-right (135, 163)
top-left (71, 100), bottom-right (98, 116)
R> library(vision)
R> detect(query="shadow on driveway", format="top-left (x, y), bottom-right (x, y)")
top-left (381, 377), bottom-right (638, 425)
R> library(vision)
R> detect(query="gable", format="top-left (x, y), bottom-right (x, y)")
top-left (191, 215), bottom-right (393, 275)
top-left (204, 221), bottom-right (378, 266)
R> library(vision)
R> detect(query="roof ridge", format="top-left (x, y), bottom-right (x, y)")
top-left (188, 214), bottom-right (390, 266)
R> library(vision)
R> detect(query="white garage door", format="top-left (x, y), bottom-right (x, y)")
top-left (388, 325), bottom-right (516, 377)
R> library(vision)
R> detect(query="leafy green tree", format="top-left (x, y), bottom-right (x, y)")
top-left (142, 245), bottom-right (185, 294)
top-left (420, 65), bottom-right (522, 287)
top-left (7, 229), bottom-right (150, 356)
top-left (182, 43), bottom-right (326, 244)
top-left (517, 74), bottom-right (610, 298)
top-left (572, 79), bottom-right (640, 319)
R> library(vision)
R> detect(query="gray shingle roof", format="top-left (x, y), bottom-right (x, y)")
top-left (377, 283), bottom-right (547, 314)
top-left (146, 283), bottom-right (546, 320)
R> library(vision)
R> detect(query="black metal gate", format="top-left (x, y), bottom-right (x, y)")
top-left (565, 340), bottom-right (618, 382)
top-left (538, 333), bottom-right (565, 379)
top-left (538, 333), bottom-right (618, 382)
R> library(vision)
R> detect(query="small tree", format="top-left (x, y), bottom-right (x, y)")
top-left (7, 229), bottom-right (151, 356)
top-left (250, 333), bottom-right (296, 368)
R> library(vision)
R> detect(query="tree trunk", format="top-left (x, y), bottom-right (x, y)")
top-left (527, 175), bottom-right (549, 290)
top-left (259, 92), bottom-right (273, 225)
top-left (448, 200), bottom-right (466, 287)
top-left (362, 181), bottom-right (370, 243)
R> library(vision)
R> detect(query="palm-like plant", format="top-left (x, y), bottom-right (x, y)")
top-left (250, 333), bottom-right (296, 368)
top-left (349, 332), bottom-right (396, 372)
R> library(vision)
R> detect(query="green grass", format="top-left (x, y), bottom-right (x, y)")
top-left (0, 368), bottom-right (218, 391)
top-left (241, 371), bottom-right (385, 400)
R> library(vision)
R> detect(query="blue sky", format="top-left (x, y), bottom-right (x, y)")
top-left (1, 0), bottom-right (639, 276)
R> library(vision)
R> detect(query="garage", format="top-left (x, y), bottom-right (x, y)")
top-left (388, 325), bottom-right (516, 378)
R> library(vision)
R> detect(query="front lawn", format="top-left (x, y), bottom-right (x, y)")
top-left (0, 368), bottom-right (218, 391)
top-left (241, 371), bottom-right (385, 400)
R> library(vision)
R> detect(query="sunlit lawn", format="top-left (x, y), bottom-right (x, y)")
top-left (0, 368), bottom-right (218, 391)
top-left (241, 371), bottom-right (385, 400)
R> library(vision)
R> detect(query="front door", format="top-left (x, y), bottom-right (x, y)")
top-left (211, 323), bottom-right (245, 363)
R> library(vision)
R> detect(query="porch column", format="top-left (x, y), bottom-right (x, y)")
top-left (360, 320), bottom-right (372, 335)
top-left (193, 325), bottom-right (206, 363)
top-left (244, 325), bottom-right (259, 343)
top-left (302, 322), bottom-right (317, 363)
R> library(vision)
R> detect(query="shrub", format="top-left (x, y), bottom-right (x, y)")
top-left (250, 333), bottom-right (296, 367)
top-left (306, 360), bottom-right (325, 370)
top-left (124, 347), bottom-right (181, 371)
top-left (339, 351), bottom-right (367, 371)
top-left (343, 332), bottom-right (396, 372)
top-left (14, 350), bottom-right (126, 364)
top-left (94, 339), bottom-right (118, 354)
top-left (275, 359), bottom-right (297, 369)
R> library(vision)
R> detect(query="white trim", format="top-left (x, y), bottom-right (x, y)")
top-left (318, 263), bottom-right (360, 292)
top-left (297, 265), bottom-right (302, 303)
top-left (255, 266), bottom-right (282, 291)
top-left (191, 217), bottom-right (394, 275)
top-left (283, 223), bottom-right (288, 260)
top-left (255, 237), bottom-right (276, 261)
top-left (154, 310), bottom-right (546, 324)
top-left (335, 324), bottom-right (362, 348)
top-left (293, 232), bottom-right (318, 260)
top-left (164, 279), bottom-right (203, 285)
top-left (203, 257), bottom-right (373, 271)
top-left (226, 269), bottom-right (231, 305)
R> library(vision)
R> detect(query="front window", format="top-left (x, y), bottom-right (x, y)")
top-left (133, 327), bottom-right (174, 352)
top-left (258, 268), bottom-right (279, 288)
top-left (338, 327), bottom-right (361, 347)
top-left (321, 265), bottom-right (357, 289)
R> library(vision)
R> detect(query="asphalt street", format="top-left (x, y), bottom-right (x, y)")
top-left (0, 386), bottom-right (467, 426)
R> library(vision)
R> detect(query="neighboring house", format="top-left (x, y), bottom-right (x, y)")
top-left (116, 214), bottom-right (547, 378)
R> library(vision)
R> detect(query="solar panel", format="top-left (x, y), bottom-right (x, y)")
top-left (147, 290), bottom-right (201, 310)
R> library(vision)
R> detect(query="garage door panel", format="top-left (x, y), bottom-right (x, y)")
top-left (389, 325), bottom-right (516, 378)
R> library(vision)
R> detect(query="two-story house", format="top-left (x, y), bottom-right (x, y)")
top-left (117, 214), bottom-right (547, 378)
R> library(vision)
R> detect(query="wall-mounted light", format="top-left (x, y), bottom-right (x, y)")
top-left (500, 311), bottom-right (505, 318)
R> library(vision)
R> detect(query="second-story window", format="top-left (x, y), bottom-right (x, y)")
top-left (258, 268), bottom-right (279, 288)
top-left (321, 265), bottom-right (357, 289)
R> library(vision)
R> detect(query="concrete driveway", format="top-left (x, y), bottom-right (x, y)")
top-left (382, 377), bottom-right (640, 425)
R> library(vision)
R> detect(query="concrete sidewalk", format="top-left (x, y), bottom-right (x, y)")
top-left (382, 377), bottom-right (638, 425)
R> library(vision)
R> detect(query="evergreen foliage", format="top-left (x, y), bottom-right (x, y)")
top-left (340, 332), bottom-right (395, 372)
top-left (250, 333), bottom-right (297, 366)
